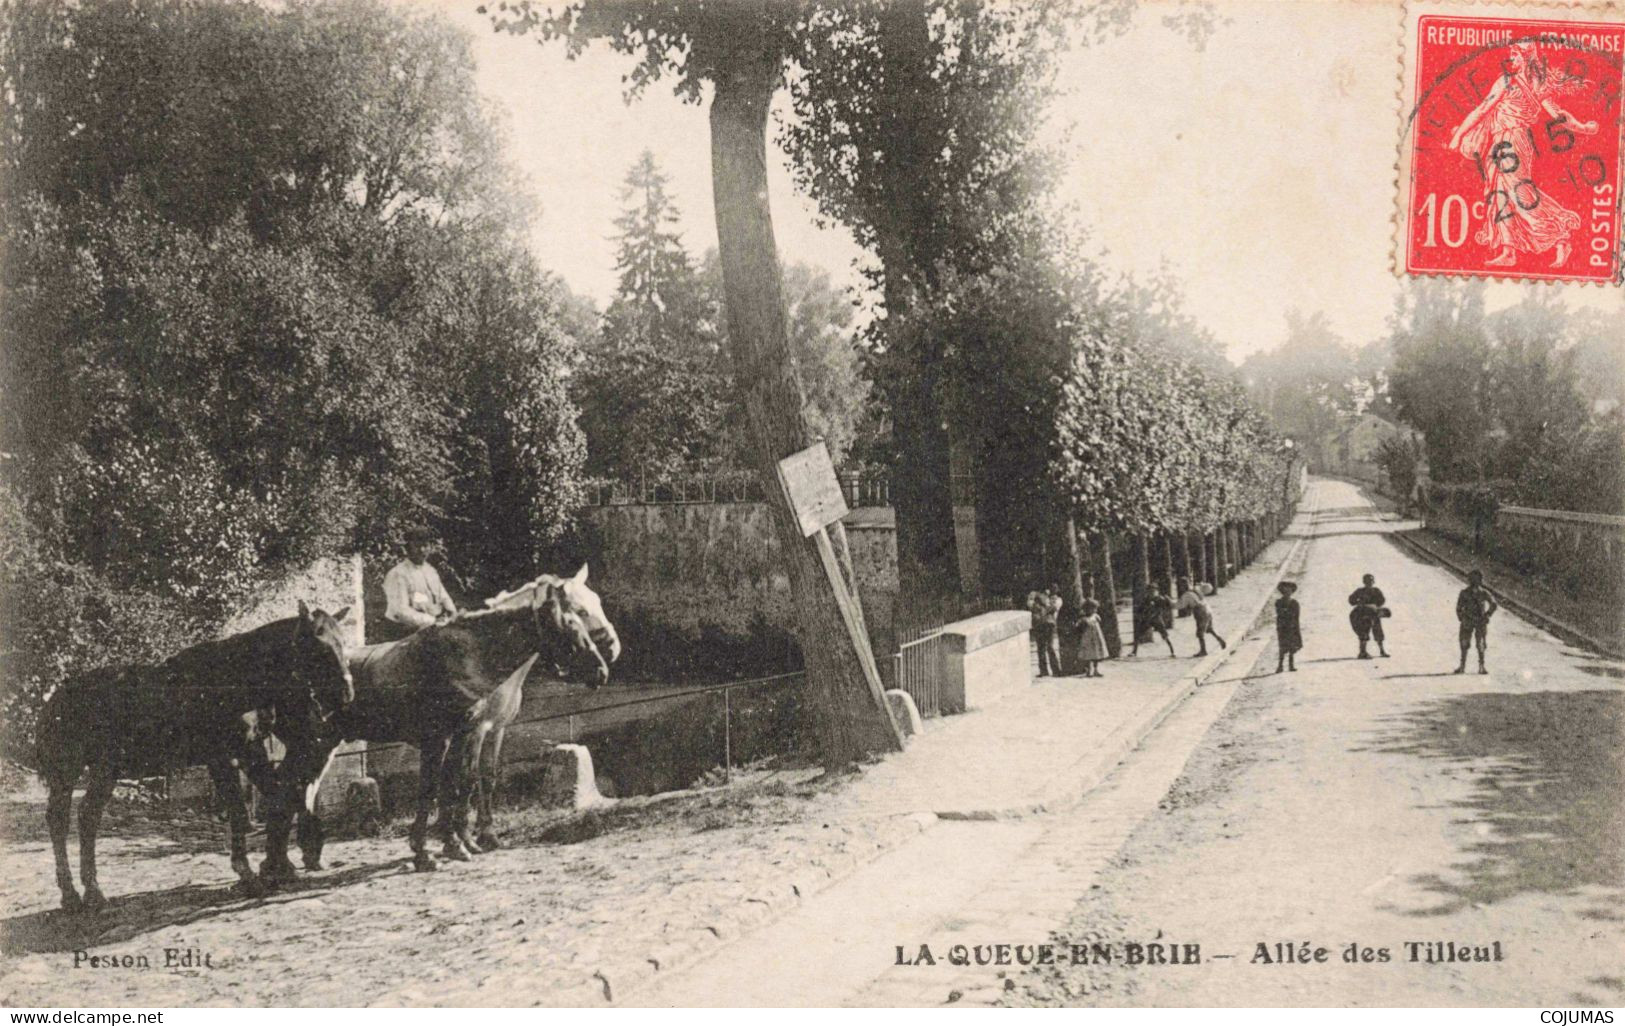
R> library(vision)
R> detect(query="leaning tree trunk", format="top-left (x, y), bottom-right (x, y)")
top-left (1095, 532), bottom-right (1122, 658)
top-left (710, 58), bottom-right (902, 766)
top-left (1175, 532), bottom-right (1193, 585)
top-left (1191, 531), bottom-right (1207, 588)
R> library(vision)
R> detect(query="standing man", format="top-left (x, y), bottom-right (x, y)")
top-left (1027, 582), bottom-right (1064, 677)
top-left (1348, 573), bottom-right (1390, 659)
top-left (1454, 569), bottom-right (1499, 675)
top-left (384, 525), bottom-right (458, 633)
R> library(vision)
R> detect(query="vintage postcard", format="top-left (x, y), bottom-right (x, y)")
top-left (1, 0), bottom-right (1621, 1014)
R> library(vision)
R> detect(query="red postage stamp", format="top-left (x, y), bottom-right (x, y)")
top-left (1400, 12), bottom-right (1625, 283)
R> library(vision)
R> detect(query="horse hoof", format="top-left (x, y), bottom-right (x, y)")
top-left (303, 856), bottom-right (324, 872)
top-left (412, 851), bottom-right (438, 873)
top-left (81, 887), bottom-right (108, 912)
top-left (440, 842), bottom-right (473, 863)
top-left (60, 891), bottom-right (85, 914)
top-left (259, 860), bottom-right (299, 887)
top-left (237, 876), bottom-right (267, 899)
top-left (457, 833), bottom-right (484, 855)
top-left (475, 833), bottom-right (502, 852)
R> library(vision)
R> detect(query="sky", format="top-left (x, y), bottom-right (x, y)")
top-left (408, 0), bottom-right (1622, 365)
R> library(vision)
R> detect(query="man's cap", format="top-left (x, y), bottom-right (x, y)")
top-left (404, 524), bottom-right (437, 544)
top-left (1278, 581), bottom-right (1298, 593)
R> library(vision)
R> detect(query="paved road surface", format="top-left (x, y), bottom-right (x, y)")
top-left (640, 478), bottom-right (1625, 1007)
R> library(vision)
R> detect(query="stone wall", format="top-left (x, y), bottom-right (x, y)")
top-left (576, 501), bottom-right (980, 674)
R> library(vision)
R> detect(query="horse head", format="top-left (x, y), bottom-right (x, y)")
top-left (486, 564), bottom-right (623, 669)
top-left (556, 564), bottom-right (622, 667)
top-left (294, 600), bottom-right (355, 719)
top-left (532, 584), bottom-right (608, 689)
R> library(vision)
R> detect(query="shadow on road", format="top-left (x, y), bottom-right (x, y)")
top-left (1, 859), bottom-right (408, 956)
top-left (1359, 689), bottom-right (1624, 917)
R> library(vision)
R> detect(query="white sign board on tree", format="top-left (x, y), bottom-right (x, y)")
top-left (776, 442), bottom-right (849, 538)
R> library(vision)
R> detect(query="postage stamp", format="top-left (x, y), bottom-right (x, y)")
top-left (1398, 2), bottom-right (1625, 283)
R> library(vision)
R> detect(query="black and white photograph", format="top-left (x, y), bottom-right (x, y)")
top-left (0, 0), bottom-right (1621, 1010)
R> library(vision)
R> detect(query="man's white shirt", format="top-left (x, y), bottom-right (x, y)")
top-left (383, 559), bottom-right (456, 629)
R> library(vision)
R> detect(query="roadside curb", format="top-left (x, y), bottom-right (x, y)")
top-left (1385, 529), bottom-right (1622, 659)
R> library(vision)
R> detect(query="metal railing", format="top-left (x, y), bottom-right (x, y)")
top-left (324, 670), bottom-right (806, 785)
top-left (892, 631), bottom-right (950, 719)
top-left (1498, 505), bottom-right (1625, 528)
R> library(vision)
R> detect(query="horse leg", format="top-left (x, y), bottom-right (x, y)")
top-left (453, 723), bottom-right (491, 856)
top-left (296, 749), bottom-right (336, 870)
top-left (474, 726), bottom-right (506, 852)
top-left (206, 762), bottom-right (265, 898)
top-left (410, 738), bottom-right (447, 872)
top-left (46, 770), bottom-right (82, 912)
top-left (437, 730), bottom-right (475, 863)
top-left (76, 762), bottom-right (116, 911)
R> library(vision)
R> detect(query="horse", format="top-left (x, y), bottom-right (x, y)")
top-left (267, 574), bottom-right (612, 873)
top-left (458, 564), bottom-right (621, 852)
top-left (36, 602), bottom-right (353, 912)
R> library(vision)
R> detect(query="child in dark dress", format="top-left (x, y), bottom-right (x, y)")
top-left (1275, 580), bottom-right (1302, 673)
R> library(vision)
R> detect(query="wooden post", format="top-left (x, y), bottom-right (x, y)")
top-left (775, 444), bottom-right (904, 752)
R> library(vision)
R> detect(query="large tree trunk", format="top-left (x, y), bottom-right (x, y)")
top-left (710, 58), bottom-right (902, 767)
top-left (1174, 532), bottom-right (1192, 584)
top-left (1190, 530), bottom-right (1207, 588)
top-left (1095, 532), bottom-right (1122, 658)
top-left (1058, 513), bottom-right (1089, 673)
top-left (875, 0), bottom-right (961, 636)
top-left (1158, 532), bottom-right (1176, 599)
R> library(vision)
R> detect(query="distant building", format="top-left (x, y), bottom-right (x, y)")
top-left (1323, 412), bottom-right (1408, 486)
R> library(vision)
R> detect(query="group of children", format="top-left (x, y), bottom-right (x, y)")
top-left (1270, 568), bottom-right (1501, 675)
top-left (1035, 566), bottom-right (1504, 679)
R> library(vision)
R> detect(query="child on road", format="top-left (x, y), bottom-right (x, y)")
top-left (1454, 569), bottom-right (1499, 675)
top-left (1077, 597), bottom-right (1109, 677)
top-left (1274, 580), bottom-right (1302, 673)
top-left (1177, 576), bottom-right (1228, 658)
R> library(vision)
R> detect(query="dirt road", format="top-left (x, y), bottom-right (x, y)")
top-left (1008, 479), bottom-right (1624, 1006)
top-left (637, 479), bottom-right (1623, 1007)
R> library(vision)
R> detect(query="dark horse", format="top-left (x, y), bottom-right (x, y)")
top-left (36, 602), bottom-right (353, 912)
top-left (268, 576), bottom-right (611, 874)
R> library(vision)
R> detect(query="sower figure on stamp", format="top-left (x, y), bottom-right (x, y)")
top-left (1447, 40), bottom-right (1598, 270)
top-left (1176, 576), bottom-right (1226, 658)
top-left (1027, 582), bottom-right (1064, 677)
top-left (1348, 573), bottom-right (1390, 659)
top-left (1455, 569), bottom-right (1499, 675)
top-left (1131, 581), bottom-right (1177, 658)
top-left (382, 525), bottom-right (459, 639)
top-left (1274, 580), bottom-right (1302, 674)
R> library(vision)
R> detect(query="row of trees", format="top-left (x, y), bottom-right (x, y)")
top-left (1385, 283), bottom-right (1623, 514)
top-left (0, 0), bottom-right (590, 760)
